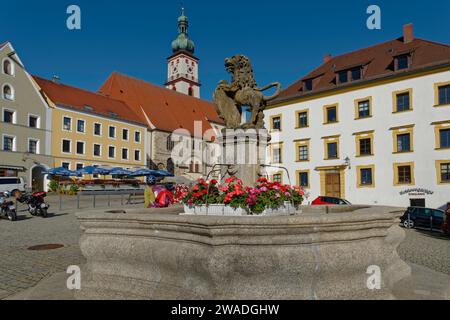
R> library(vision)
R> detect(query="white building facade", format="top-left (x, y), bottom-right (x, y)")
top-left (264, 26), bottom-right (450, 209)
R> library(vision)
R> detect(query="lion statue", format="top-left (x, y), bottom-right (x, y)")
top-left (213, 55), bottom-right (282, 129)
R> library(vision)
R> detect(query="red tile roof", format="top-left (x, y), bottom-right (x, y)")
top-left (272, 37), bottom-right (450, 104)
top-left (99, 72), bottom-right (223, 136)
top-left (33, 76), bottom-right (146, 126)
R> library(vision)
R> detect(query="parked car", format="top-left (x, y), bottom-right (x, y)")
top-left (0, 177), bottom-right (26, 196)
top-left (311, 196), bottom-right (352, 205)
top-left (400, 207), bottom-right (445, 232)
top-left (442, 203), bottom-right (450, 235)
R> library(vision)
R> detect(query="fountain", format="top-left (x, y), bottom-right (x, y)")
top-left (75, 55), bottom-right (411, 300)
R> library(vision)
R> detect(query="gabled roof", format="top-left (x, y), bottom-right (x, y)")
top-left (272, 37), bottom-right (450, 104)
top-left (99, 72), bottom-right (223, 136)
top-left (33, 76), bottom-right (146, 126)
top-left (0, 41), bottom-right (9, 50)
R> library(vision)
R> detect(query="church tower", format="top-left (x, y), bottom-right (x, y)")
top-left (165, 7), bottom-right (201, 98)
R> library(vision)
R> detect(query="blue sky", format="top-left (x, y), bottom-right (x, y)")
top-left (1, 0), bottom-right (449, 101)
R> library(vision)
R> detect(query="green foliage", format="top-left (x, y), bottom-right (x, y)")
top-left (183, 177), bottom-right (305, 214)
top-left (48, 180), bottom-right (59, 192)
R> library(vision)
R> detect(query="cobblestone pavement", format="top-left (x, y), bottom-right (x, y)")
top-left (1, 202), bottom-right (449, 299)
top-left (0, 196), bottom-right (143, 299)
top-left (398, 228), bottom-right (450, 275)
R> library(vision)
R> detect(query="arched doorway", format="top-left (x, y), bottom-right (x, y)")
top-left (31, 166), bottom-right (46, 192)
top-left (167, 158), bottom-right (175, 175)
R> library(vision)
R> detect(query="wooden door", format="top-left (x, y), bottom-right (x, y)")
top-left (325, 172), bottom-right (341, 198)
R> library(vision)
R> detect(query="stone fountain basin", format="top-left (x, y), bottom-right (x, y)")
top-left (76, 205), bottom-right (411, 300)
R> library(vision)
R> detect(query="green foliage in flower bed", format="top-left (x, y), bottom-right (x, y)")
top-left (183, 177), bottom-right (305, 214)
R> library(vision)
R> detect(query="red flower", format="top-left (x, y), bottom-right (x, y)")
top-left (258, 178), bottom-right (268, 183)
top-left (210, 179), bottom-right (218, 185)
top-left (225, 177), bottom-right (237, 184)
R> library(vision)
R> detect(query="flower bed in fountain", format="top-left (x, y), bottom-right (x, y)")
top-left (182, 177), bottom-right (304, 216)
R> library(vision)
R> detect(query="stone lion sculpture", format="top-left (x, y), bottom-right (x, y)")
top-left (213, 55), bottom-right (282, 129)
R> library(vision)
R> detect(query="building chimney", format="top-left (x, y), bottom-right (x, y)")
top-left (324, 54), bottom-right (333, 63)
top-left (52, 75), bottom-right (61, 84)
top-left (403, 23), bottom-right (414, 44)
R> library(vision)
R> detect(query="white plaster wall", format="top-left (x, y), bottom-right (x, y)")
top-left (264, 70), bottom-right (450, 209)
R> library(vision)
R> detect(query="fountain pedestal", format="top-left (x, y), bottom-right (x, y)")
top-left (217, 128), bottom-right (269, 186)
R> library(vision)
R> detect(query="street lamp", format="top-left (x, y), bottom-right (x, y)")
top-left (344, 157), bottom-right (351, 169)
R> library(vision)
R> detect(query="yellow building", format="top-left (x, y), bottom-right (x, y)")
top-left (34, 76), bottom-right (147, 172)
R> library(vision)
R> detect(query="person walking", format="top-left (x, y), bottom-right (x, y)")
top-left (144, 176), bottom-right (157, 208)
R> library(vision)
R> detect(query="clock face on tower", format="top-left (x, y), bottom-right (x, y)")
top-left (166, 54), bottom-right (200, 98)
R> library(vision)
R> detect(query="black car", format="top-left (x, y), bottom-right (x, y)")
top-left (400, 207), bottom-right (445, 232)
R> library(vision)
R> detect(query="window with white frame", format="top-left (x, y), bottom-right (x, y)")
top-left (3, 135), bottom-right (15, 151)
top-left (63, 117), bottom-right (72, 131)
top-left (62, 162), bottom-right (70, 170)
top-left (122, 128), bottom-right (129, 141)
top-left (28, 115), bottom-right (40, 128)
top-left (93, 144), bottom-right (102, 157)
top-left (3, 84), bottom-right (14, 101)
top-left (3, 59), bottom-right (14, 76)
top-left (28, 139), bottom-right (39, 154)
top-left (108, 146), bottom-right (116, 159)
top-left (76, 141), bottom-right (85, 155)
top-left (134, 150), bottom-right (141, 161)
top-left (94, 123), bottom-right (102, 136)
top-left (77, 119), bottom-right (86, 133)
top-left (62, 139), bottom-right (71, 153)
top-left (135, 131), bottom-right (141, 143)
top-left (3, 109), bottom-right (16, 124)
top-left (122, 148), bottom-right (129, 160)
top-left (109, 126), bottom-right (116, 138)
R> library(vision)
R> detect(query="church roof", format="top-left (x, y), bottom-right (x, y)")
top-left (33, 76), bottom-right (146, 126)
top-left (271, 33), bottom-right (450, 105)
top-left (99, 72), bottom-right (223, 137)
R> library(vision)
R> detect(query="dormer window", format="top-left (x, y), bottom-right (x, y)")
top-left (351, 67), bottom-right (362, 81)
top-left (338, 71), bottom-right (348, 84)
top-left (304, 79), bottom-right (313, 92)
top-left (395, 54), bottom-right (410, 71)
top-left (337, 67), bottom-right (363, 84)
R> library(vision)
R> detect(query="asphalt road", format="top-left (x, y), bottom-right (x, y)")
top-left (0, 200), bottom-right (449, 299)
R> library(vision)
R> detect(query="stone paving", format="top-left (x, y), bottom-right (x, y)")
top-left (0, 195), bottom-right (143, 299)
top-left (398, 228), bottom-right (450, 276)
top-left (0, 199), bottom-right (449, 299)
